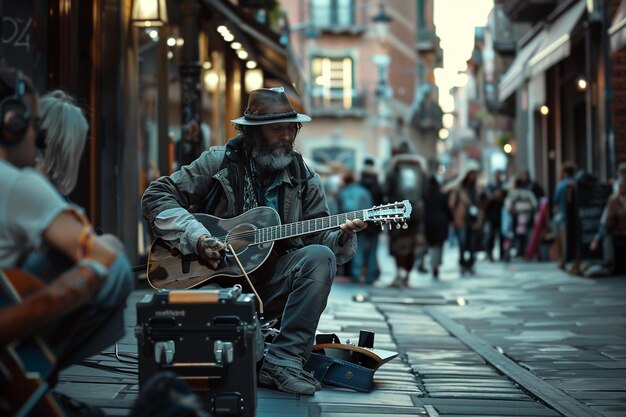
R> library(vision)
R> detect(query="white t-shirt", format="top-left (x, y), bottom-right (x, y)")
top-left (0, 160), bottom-right (69, 268)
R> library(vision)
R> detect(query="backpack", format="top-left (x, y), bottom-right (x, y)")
top-left (511, 193), bottom-right (534, 215)
top-left (395, 165), bottom-right (422, 203)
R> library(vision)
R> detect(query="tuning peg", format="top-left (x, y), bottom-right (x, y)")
top-left (402, 222), bottom-right (408, 229)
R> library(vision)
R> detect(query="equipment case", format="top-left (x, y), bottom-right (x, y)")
top-left (136, 286), bottom-right (258, 416)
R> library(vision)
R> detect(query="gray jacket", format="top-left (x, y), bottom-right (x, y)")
top-left (141, 137), bottom-right (355, 264)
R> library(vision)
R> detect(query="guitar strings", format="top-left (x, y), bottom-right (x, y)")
top-left (208, 207), bottom-right (405, 244)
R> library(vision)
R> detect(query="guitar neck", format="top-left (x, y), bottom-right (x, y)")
top-left (254, 210), bottom-right (366, 244)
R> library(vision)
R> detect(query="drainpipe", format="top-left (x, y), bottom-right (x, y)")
top-left (584, 19), bottom-right (593, 174)
top-left (602, 0), bottom-right (615, 179)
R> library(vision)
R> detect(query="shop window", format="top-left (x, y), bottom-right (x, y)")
top-left (310, 55), bottom-right (358, 110)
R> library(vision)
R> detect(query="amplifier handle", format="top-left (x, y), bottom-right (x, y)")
top-left (163, 362), bottom-right (225, 378)
top-left (168, 291), bottom-right (219, 304)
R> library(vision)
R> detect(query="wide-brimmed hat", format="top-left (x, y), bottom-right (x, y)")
top-left (231, 87), bottom-right (311, 126)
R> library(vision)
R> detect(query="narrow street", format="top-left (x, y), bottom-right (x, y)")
top-left (56, 233), bottom-right (626, 416)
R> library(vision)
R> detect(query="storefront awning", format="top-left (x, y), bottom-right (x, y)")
top-left (528, 1), bottom-right (586, 78)
top-left (498, 30), bottom-right (546, 102)
top-left (610, 0), bottom-right (626, 53)
top-left (203, 0), bottom-right (305, 94)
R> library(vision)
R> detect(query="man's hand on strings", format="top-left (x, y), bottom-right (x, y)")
top-left (338, 219), bottom-right (367, 245)
top-left (197, 235), bottom-right (225, 269)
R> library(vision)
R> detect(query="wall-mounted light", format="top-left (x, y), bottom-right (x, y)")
top-left (245, 68), bottom-right (264, 93)
top-left (503, 143), bottom-right (513, 154)
top-left (539, 105), bottom-right (549, 116)
top-left (132, 0), bottom-right (168, 27)
top-left (576, 76), bottom-right (588, 91)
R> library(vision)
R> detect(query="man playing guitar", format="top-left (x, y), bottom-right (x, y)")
top-left (142, 87), bottom-right (367, 396)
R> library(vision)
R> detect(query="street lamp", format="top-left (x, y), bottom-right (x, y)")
top-left (131, 0), bottom-right (168, 27)
top-left (371, 2), bottom-right (392, 44)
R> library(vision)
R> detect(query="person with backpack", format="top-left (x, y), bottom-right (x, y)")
top-left (384, 143), bottom-right (427, 287)
top-left (504, 177), bottom-right (538, 258)
top-left (142, 87), bottom-right (366, 396)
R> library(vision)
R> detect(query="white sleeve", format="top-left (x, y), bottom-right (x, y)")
top-left (8, 170), bottom-right (69, 250)
top-left (154, 208), bottom-right (210, 255)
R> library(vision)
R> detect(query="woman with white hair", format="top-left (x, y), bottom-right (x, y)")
top-left (36, 90), bottom-right (88, 196)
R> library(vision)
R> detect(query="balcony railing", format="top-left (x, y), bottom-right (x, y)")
top-left (309, 89), bottom-right (368, 117)
top-left (502, 0), bottom-right (557, 23)
top-left (310, 4), bottom-right (369, 35)
top-left (492, 7), bottom-right (531, 54)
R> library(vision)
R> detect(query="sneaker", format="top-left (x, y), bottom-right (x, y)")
top-left (258, 362), bottom-right (318, 395)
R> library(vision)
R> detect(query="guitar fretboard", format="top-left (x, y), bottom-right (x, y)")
top-left (253, 210), bottom-right (365, 244)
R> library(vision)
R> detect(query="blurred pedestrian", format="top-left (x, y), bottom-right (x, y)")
top-left (385, 142), bottom-right (427, 287)
top-left (553, 162), bottom-right (576, 269)
top-left (589, 162), bottom-right (626, 270)
top-left (504, 177), bottom-right (538, 258)
top-left (445, 160), bottom-right (482, 275)
top-left (338, 171), bottom-right (374, 283)
top-left (323, 174), bottom-right (343, 215)
top-left (482, 169), bottom-right (506, 261)
top-left (358, 158), bottom-right (384, 283)
top-left (424, 175), bottom-right (451, 278)
top-left (605, 178), bottom-right (626, 274)
top-left (519, 169), bottom-right (545, 201)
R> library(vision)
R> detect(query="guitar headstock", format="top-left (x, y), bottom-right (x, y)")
top-left (363, 200), bottom-right (413, 230)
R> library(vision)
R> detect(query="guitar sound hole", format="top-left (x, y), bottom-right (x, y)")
top-left (225, 224), bottom-right (255, 255)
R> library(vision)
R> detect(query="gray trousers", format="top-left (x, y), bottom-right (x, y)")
top-left (255, 244), bottom-right (336, 369)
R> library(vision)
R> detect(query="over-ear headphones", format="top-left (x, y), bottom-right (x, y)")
top-left (0, 70), bottom-right (31, 146)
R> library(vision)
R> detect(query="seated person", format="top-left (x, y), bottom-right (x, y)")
top-left (0, 68), bottom-right (134, 377)
top-left (142, 87), bottom-right (366, 395)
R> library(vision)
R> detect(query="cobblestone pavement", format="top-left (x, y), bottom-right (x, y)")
top-left (56, 235), bottom-right (626, 416)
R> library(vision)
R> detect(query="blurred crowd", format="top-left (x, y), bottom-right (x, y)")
top-left (321, 143), bottom-right (626, 286)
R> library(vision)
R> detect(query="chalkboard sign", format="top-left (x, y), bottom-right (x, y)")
top-left (575, 182), bottom-right (613, 260)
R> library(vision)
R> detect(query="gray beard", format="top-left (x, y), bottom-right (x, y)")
top-left (253, 151), bottom-right (293, 172)
top-left (251, 131), bottom-right (295, 172)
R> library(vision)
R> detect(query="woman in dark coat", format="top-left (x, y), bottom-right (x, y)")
top-left (424, 175), bottom-right (452, 278)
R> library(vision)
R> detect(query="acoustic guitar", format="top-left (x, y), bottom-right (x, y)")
top-left (147, 200), bottom-right (412, 290)
top-left (0, 269), bottom-right (66, 417)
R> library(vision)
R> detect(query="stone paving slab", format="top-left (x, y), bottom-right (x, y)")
top-left (414, 398), bottom-right (561, 416)
top-left (52, 251), bottom-right (626, 416)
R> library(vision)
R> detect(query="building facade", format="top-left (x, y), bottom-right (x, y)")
top-left (280, 0), bottom-right (441, 175)
top-left (497, 0), bottom-right (626, 192)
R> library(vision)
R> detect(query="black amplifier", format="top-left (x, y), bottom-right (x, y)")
top-left (136, 286), bottom-right (258, 417)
